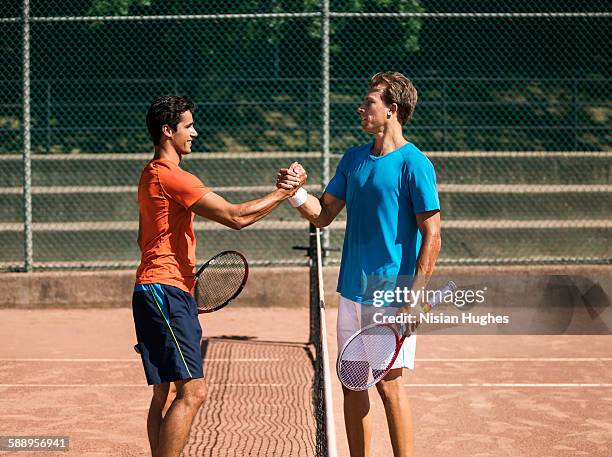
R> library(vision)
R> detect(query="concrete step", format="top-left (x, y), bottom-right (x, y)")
top-left (0, 151), bottom-right (609, 187)
top-left (0, 187), bottom-right (609, 223)
top-left (1, 225), bottom-right (609, 267)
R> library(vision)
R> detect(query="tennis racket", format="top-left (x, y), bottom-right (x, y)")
top-left (337, 281), bottom-right (457, 391)
top-left (194, 250), bottom-right (249, 314)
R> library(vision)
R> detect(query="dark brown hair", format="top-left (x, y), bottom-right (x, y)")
top-left (146, 95), bottom-right (194, 145)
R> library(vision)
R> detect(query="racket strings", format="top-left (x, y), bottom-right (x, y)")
top-left (195, 254), bottom-right (246, 311)
top-left (338, 325), bottom-right (398, 390)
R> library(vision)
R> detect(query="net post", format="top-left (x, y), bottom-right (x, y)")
top-left (308, 222), bottom-right (319, 346)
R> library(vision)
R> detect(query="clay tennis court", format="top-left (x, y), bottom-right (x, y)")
top-left (1, 2), bottom-right (609, 456)
top-left (1, 301), bottom-right (611, 457)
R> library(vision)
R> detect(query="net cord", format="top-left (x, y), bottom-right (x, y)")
top-left (310, 223), bottom-right (338, 457)
top-left (315, 225), bottom-right (338, 457)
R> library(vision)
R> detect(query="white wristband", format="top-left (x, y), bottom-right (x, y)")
top-left (288, 187), bottom-right (308, 207)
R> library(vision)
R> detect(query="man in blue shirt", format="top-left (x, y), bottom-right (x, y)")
top-left (278, 72), bottom-right (441, 457)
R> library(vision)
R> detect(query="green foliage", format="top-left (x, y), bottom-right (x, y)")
top-left (0, 2), bottom-right (609, 153)
top-left (87, 0), bottom-right (151, 16)
top-left (306, 0), bottom-right (423, 57)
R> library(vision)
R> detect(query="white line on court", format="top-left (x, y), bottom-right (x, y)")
top-left (404, 383), bottom-right (612, 388)
top-left (0, 357), bottom-right (612, 363)
top-left (416, 358), bottom-right (612, 362)
top-left (0, 358), bottom-right (140, 362)
top-left (0, 358), bottom-right (282, 363)
top-left (0, 383), bottom-right (288, 388)
top-left (205, 359), bottom-right (284, 362)
top-left (2, 383), bottom-right (612, 388)
top-left (0, 384), bottom-right (145, 388)
top-left (2, 357), bottom-right (611, 363)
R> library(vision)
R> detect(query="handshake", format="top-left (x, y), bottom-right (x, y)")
top-left (275, 162), bottom-right (308, 198)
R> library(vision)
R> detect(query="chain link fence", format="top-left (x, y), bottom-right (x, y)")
top-left (1, 1), bottom-right (610, 271)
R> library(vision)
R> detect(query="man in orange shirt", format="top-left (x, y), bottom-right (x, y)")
top-left (133, 95), bottom-right (305, 457)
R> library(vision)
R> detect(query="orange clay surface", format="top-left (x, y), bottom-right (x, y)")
top-left (1, 308), bottom-right (611, 457)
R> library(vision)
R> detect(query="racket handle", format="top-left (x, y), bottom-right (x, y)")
top-left (421, 302), bottom-right (434, 313)
top-left (421, 281), bottom-right (457, 312)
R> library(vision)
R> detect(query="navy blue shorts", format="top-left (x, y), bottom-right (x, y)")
top-left (132, 283), bottom-right (204, 385)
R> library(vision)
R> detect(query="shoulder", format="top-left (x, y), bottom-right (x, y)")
top-left (154, 160), bottom-right (196, 180)
top-left (140, 160), bottom-right (157, 175)
top-left (138, 160), bottom-right (162, 184)
top-left (154, 160), bottom-right (205, 192)
top-left (153, 159), bottom-right (178, 173)
top-left (346, 143), bottom-right (370, 157)
top-left (400, 143), bottom-right (435, 171)
top-left (337, 143), bottom-right (370, 166)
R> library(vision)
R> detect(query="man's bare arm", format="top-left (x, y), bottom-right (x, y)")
top-left (414, 210), bottom-right (442, 284)
top-left (401, 210), bottom-right (442, 315)
top-left (190, 188), bottom-right (297, 230)
top-left (294, 191), bottom-right (345, 228)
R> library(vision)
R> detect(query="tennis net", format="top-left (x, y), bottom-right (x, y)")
top-left (309, 223), bottom-right (338, 457)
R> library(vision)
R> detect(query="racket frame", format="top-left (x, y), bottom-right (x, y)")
top-left (194, 250), bottom-right (249, 314)
top-left (336, 322), bottom-right (406, 391)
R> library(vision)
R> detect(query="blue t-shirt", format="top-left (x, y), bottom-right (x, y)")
top-left (325, 142), bottom-right (440, 305)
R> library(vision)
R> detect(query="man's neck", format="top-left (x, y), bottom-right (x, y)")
top-left (153, 144), bottom-right (181, 165)
top-left (370, 124), bottom-right (407, 156)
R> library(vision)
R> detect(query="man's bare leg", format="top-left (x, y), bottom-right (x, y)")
top-left (343, 387), bottom-right (373, 457)
top-left (148, 382), bottom-right (170, 457)
top-left (156, 378), bottom-right (207, 457)
top-left (163, 383), bottom-right (177, 416)
top-left (376, 369), bottom-right (413, 457)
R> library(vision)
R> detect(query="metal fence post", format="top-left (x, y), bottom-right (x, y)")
top-left (321, 0), bottom-right (330, 264)
top-left (46, 80), bottom-right (51, 153)
top-left (573, 79), bottom-right (578, 152)
top-left (22, 0), bottom-right (33, 271)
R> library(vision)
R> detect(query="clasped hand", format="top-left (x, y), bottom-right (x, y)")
top-left (276, 162), bottom-right (307, 195)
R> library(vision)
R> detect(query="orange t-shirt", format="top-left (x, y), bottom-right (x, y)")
top-left (135, 159), bottom-right (210, 292)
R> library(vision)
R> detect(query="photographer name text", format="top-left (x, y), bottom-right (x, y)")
top-left (374, 312), bottom-right (510, 326)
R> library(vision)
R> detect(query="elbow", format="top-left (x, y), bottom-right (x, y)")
top-left (431, 231), bottom-right (442, 252)
top-left (433, 233), bottom-right (442, 261)
top-left (229, 218), bottom-right (244, 230)
top-left (421, 235), bottom-right (441, 277)
top-left (230, 214), bottom-right (253, 230)
top-left (312, 205), bottom-right (338, 229)
top-left (227, 206), bottom-right (246, 230)
top-left (312, 212), bottom-right (333, 228)
top-left (313, 219), bottom-right (328, 229)
top-left (424, 225), bottom-right (442, 243)
top-left (432, 230), bottom-right (442, 244)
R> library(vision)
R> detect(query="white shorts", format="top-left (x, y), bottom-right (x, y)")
top-left (337, 296), bottom-right (417, 371)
